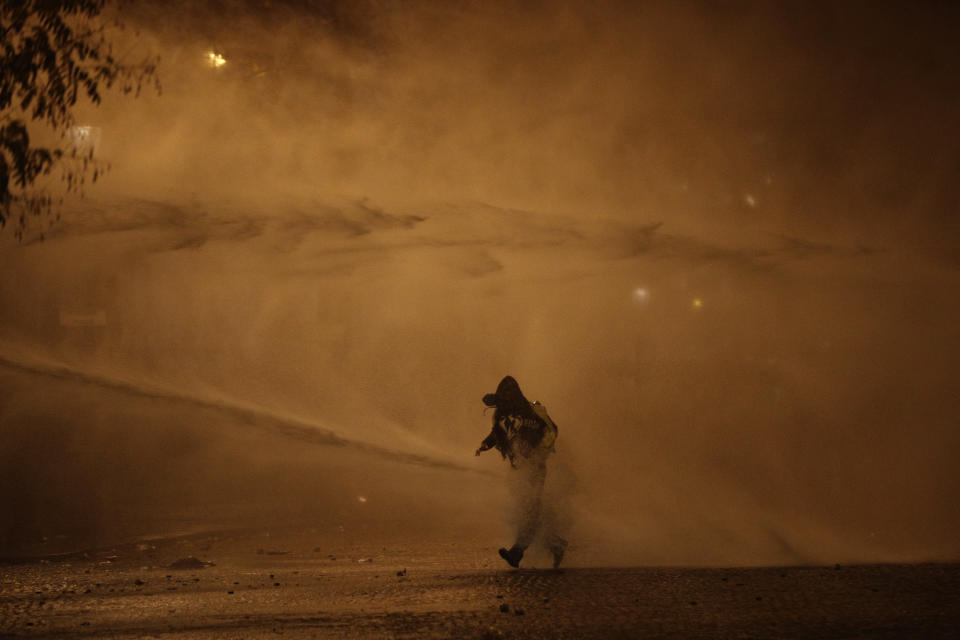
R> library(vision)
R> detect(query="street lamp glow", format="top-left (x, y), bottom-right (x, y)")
top-left (207, 51), bottom-right (226, 68)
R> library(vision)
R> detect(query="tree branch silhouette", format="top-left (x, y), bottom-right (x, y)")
top-left (1, 0), bottom-right (160, 241)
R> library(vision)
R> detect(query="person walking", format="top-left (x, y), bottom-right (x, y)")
top-left (475, 375), bottom-right (568, 568)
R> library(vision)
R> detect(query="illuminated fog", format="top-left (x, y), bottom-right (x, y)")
top-left (1, 1), bottom-right (957, 565)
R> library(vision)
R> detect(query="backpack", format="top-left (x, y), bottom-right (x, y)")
top-left (530, 401), bottom-right (558, 452)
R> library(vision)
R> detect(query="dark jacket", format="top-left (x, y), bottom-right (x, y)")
top-left (477, 376), bottom-right (557, 468)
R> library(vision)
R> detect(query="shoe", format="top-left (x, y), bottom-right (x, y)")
top-left (549, 538), bottom-right (567, 569)
top-left (498, 545), bottom-right (524, 568)
top-left (551, 545), bottom-right (565, 569)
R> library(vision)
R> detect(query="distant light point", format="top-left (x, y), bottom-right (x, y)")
top-left (691, 298), bottom-right (704, 310)
top-left (744, 193), bottom-right (757, 208)
top-left (633, 287), bottom-right (650, 303)
top-left (207, 51), bottom-right (226, 68)
top-left (357, 496), bottom-right (368, 503)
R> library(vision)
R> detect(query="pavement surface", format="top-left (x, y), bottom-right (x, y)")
top-left (1, 529), bottom-right (958, 639)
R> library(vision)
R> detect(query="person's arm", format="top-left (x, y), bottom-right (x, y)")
top-left (475, 424), bottom-right (505, 456)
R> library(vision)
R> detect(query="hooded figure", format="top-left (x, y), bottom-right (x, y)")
top-left (475, 375), bottom-right (567, 568)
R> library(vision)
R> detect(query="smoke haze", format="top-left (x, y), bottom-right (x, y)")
top-left (1, 0), bottom-right (957, 566)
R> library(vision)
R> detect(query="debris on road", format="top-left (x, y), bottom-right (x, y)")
top-left (168, 557), bottom-right (214, 570)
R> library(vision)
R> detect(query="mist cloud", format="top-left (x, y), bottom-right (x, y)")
top-left (1, 0), bottom-right (957, 565)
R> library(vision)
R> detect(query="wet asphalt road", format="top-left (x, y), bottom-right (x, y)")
top-left (1, 530), bottom-right (958, 639)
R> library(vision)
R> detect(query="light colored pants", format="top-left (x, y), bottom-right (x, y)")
top-left (509, 457), bottom-right (568, 553)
